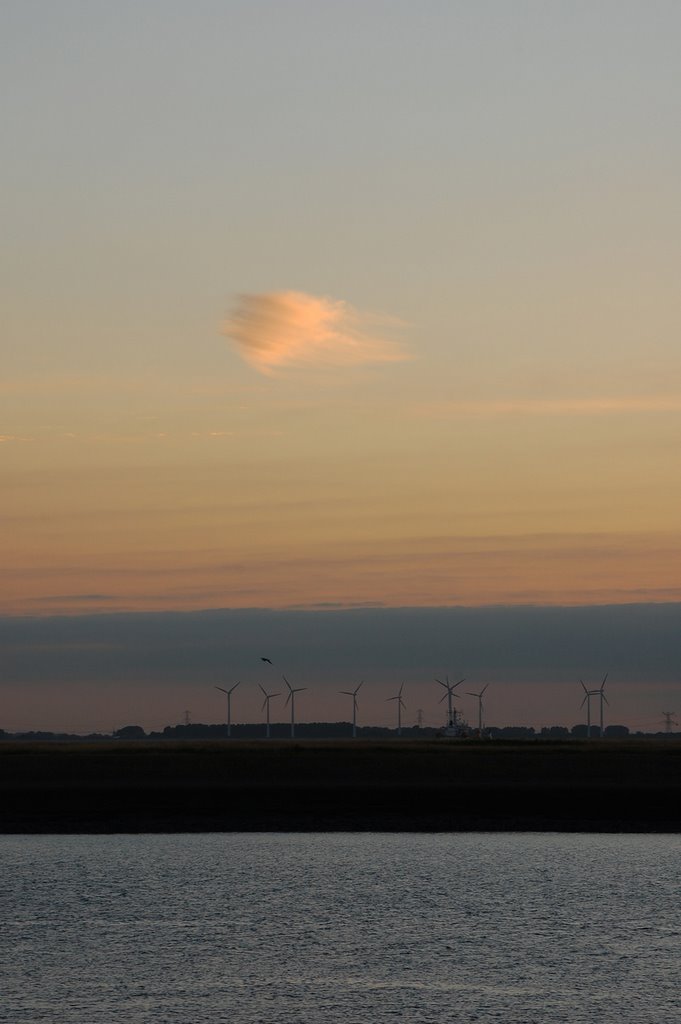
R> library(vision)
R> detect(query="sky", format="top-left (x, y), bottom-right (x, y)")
top-left (2, 1), bottom-right (681, 731)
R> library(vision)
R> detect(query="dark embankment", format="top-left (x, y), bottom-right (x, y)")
top-left (2, 739), bottom-right (680, 833)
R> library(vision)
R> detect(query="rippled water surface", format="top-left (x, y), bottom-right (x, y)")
top-left (1, 833), bottom-right (679, 1023)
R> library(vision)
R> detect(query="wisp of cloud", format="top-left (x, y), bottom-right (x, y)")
top-left (223, 291), bottom-right (407, 374)
top-left (420, 395), bottom-right (681, 419)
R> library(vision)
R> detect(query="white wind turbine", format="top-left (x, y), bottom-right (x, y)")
top-left (467, 684), bottom-right (488, 733)
top-left (387, 683), bottom-right (406, 736)
top-left (283, 675), bottom-right (307, 739)
top-left (215, 681), bottom-right (240, 739)
top-left (435, 675), bottom-right (465, 730)
top-left (340, 681), bottom-right (363, 738)
top-left (580, 673), bottom-right (609, 738)
top-left (259, 683), bottom-right (280, 739)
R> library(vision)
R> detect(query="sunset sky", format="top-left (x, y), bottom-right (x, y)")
top-left (3, 2), bottom-right (680, 731)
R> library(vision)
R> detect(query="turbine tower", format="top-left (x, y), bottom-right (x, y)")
top-left (467, 684), bottom-right (488, 733)
top-left (387, 683), bottom-right (406, 736)
top-left (340, 681), bottom-right (363, 738)
top-left (215, 681), bottom-right (240, 738)
top-left (580, 674), bottom-right (609, 738)
top-left (283, 675), bottom-right (306, 739)
top-left (259, 684), bottom-right (280, 739)
top-left (435, 675), bottom-right (465, 730)
top-left (580, 681), bottom-right (592, 737)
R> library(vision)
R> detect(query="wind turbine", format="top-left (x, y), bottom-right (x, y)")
top-left (215, 681), bottom-right (240, 739)
top-left (435, 675), bottom-right (465, 730)
top-left (340, 681), bottom-right (363, 738)
top-left (387, 683), bottom-right (406, 736)
top-left (467, 684), bottom-right (488, 733)
top-left (594, 674), bottom-right (609, 737)
top-left (259, 683), bottom-right (280, 739)
top-left (580, 674), bottom-right (609, 738)
top-left (283, 675), bottom-right (307, 739)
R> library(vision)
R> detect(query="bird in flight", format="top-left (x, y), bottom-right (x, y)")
top-left (261, 657), bottom-right (273, 664)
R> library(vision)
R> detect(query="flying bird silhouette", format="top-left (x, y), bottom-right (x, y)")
top-left (261, 657), bottom-right (273, 664)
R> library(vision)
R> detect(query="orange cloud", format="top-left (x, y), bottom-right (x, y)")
top-left (223, 291), bottom-right (407, 374)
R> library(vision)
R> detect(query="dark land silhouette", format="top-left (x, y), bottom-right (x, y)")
top-left (2, 720), bottom-right (668, 743)
top-left (2, 737), bottom-right (680, 834)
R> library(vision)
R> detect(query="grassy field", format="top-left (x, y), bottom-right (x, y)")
top-left (2, 738), bottom-right (680, 833)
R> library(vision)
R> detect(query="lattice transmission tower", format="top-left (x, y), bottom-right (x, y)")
top-left (661, 711), bottom-right (678, 734)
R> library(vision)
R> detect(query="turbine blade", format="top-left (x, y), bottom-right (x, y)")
top-left (580, 680), bottom-right (588, 694)
top-left (480, 684), bottom-right (488, 695)
top-left (259, 684), bottom-right (267, 697)
top-left (601, 673), bottom-right (608, 689)
top-left (215, 686), bottom-right (228, 694)
top-left (282, 675), bottom-right (292, 690)
top-left (454, 678), bottom-right (466, 688)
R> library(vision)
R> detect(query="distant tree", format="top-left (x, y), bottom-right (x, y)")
top-left (604, 725), bottom-right (629, 738)
top-left (540, 726), bottom-right (570, 739)
top-left (114, 725), bottom-right (147, 739)
top-left (571, 724), bottom-right (592, 738)
top-left (488, 726), bottom-right (536, 740)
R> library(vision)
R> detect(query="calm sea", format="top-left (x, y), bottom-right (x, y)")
top-left (1, 833), bottom-right (679, 1023)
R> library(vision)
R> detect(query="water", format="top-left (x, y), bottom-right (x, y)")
top-left (1, 833), bottom-right (679, 1023)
